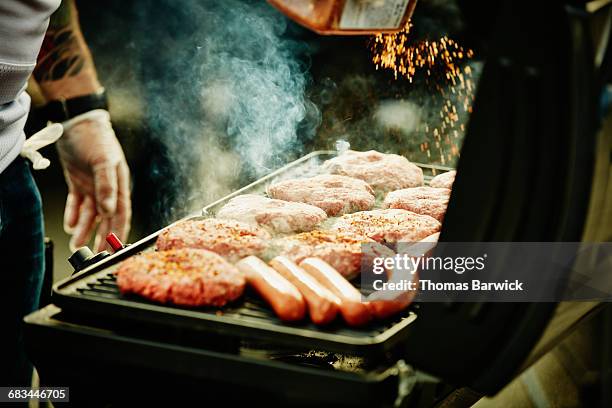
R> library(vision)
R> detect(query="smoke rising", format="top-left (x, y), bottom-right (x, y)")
top-left (136, 0), bottom-right (320, 224)
top-left (374, 100), bottom-right (421, 135)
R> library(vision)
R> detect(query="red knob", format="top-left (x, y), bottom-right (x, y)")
top-left (106, 232), bottom-right (124, 252)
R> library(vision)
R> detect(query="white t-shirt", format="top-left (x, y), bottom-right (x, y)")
top-left (0, 0), bottom-right (61, 173)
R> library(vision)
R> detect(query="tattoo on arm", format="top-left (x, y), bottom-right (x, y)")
top-left (34, 0), bottom-right (85, 82)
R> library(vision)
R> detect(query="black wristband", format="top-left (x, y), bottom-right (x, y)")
top-left (43, 88), bottom-right (109, 123)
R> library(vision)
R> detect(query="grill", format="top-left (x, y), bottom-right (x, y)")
top-left (24, 1), bottom-right (608, 404)
top-left (25, 304), bottom-right (421, 407)
top-left (28, 151), bottom-right (460, 406)
top-left (57, 267), bottom-right (417, 356)
top-left (52, 151), bottom-right (449, 357)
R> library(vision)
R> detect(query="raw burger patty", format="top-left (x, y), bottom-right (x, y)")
top-left (430, 170), bottom-right (456, 189)
top-left (156, 218), bottom-right (271, 261)
top-left (332, 208), bottom-right (441, 243)
top-left (384, 187), bottom-right (451, 222)
top-left (268, 174), bottom-right (375, 216)
top-left (322, 150), bottom-right (423, 193)
top-left (216, 194), bottom-right (327, 234)
top-left (116, 248), bottom-right (245, 307)
top-left (280, 230), bottom-right (394, 278)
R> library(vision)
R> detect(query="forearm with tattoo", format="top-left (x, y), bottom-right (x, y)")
top-left (34, 0), bottom-right (102, 100)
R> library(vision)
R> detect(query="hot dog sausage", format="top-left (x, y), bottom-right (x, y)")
top-left (366, 270), bottom-right (418, 319)
top-left (299, 258), bottom-right (371, 326)
top-left (270, 256), bottom-right (339, 325)
top-left (236, 256), bottom-right (305, 321)
top-left (366, 294), bottom-right (414, 319)
top-left (366, 232), bottom-right (429, 319)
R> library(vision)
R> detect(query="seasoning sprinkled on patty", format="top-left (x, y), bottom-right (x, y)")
top-left (280, 230), bottom-right (394, 278)
top-left (156, 218), bottom-right (271, 262)
top-left (116, 248), bottom-right (245, 307)
top-left (332, 209), bottom-right (441, 243)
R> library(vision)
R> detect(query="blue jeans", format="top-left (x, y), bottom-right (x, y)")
top-left (0, 156), bottom-right (45, 386)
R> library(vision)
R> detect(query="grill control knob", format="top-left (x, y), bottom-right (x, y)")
top-left (68, 247), bottom-right (95, 270)
top-left (105, 232), bottom-right (124, 252)
top-left (68, 246), bottom-right (110, 273)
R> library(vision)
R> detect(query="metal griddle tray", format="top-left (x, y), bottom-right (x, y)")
top-left (53, 151), bottom-right (452, 357)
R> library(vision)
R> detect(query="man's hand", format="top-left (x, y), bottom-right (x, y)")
top-left (34, 0), bottom-right (132, 252)
top-left (58, 110), bottom-right (131, 252)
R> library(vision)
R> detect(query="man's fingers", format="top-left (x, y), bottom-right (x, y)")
top-left (93, 164), bottom-right (118, 217)
top-left (63, 191), bottom-right (83, 233)
top-left (69, 196), bottom-right (97, 252)
top-left (111, 161), bottom-right (132, 242)
top-left (94, 218), bottom-right (112, 253)
top-left (93, 163), bottom-right (131, 252)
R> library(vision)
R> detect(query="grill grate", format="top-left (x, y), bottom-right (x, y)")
top-left (54, 151), bottom-right (447, 357)
top-left (56, 250), bottom-right (417, 356)
top-left (68, 268), bottom-right (414, 345)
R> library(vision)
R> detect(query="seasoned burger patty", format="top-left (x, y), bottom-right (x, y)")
top-left (332, 209), bottom-right (441, 243)
top-left (429, 170), bottom-right (456, 189)
top-left (322, 150), bottom-right (423, 193)
top-left (216, 194), bottom-right (327, 234)
top-left (156, 218), bottom-right (271, 262)
top-left (116, 248), bottom-right (245, 307)
top-left (267, 174), bottom-right (375, 216)
top-left (280, 230), bottom-right (393, 278)
top-left (384, 187), bottom-right (451, 222)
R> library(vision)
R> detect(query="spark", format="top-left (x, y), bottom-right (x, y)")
top-left (370, 21), bottom-right (476, 165)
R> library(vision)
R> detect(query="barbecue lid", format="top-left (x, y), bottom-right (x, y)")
top-left (397, 0), bottom-right (602, 394)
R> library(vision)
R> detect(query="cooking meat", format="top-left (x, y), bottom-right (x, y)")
top-left (280, 230), bottom-right (394, 278)
top-left (116, 248), bottom-right (245, 307)
top-left (270, 256), bottom-right (340, 325)
top-left (429, 170), bottom-right (456, 189)
top-left (322, 150), bottom-right (423, 193)
top-left (236, 256), bottom-right (306, 322)
top-left (383, 187), bottom-right (451, 222)
top-left (332, 209), bottom-right (441, 243)
top-left (156, 218), bottom-right (271, 262)
top-left (267, 174), bottom-right (375, 216)
top-left (300, 258), bottom-right (371, 326)
top-left (216, 194), bottom-right (327, 234)
top-left (367, 291), bottom-right (416, 319)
